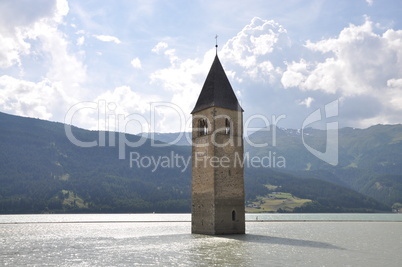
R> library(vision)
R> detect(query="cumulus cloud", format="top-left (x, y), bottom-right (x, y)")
top-left (96, 86), bottom-right (152, 115)
top-left (130, 57), bottom-right (142, 69)
top-left (0, 0), bottom-right (70, 68)
top-left (149, 17), bottom-right (296, 131)
top-left (2, 3), bottom-right (401, 134)
top-left (38, 23), bottom-right (87, 91)
top-left (366, 0), bottom-right (374, 6)
top-left (387, 78), bottom-right (402, 88)
top-left (0, 0), bottom-right (59, 31)
top-left (150, 49), bottom-right (213, 112)
top-left (77, 36), bottom-right (85, 46)
top-left (285, 20), bottom-right (402, 95)
top-left (0, 0), bottom-right (52, 68)
top-left (92, 86), bottom-right (161, 133)
top-left (94, 34), bottom-right (121, 44)
top-left (281, 60), bottom-right (309, 89)
top-left (0, 0), bottom-right (87, 122)
top-left (221, 17), bottom-right (290, 83)
top-left (0, 75), bottom-right (74, 120)
top-left (281, 19), bottom-right (402, 127)
top-left (0, 30), bottom-right (30, 68)
top-left (152, 42), bottom-right (168, 54)
top-left (298, 97), bottom-right (314, 108)
top-left (149, 47), bottom-right (221, 132)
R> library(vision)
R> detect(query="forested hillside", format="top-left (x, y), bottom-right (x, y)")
top-left (149, 125), bottom-right (402, 209)
top-left (0, 112), bottom-right (395, 213)
top-left (0, 112), bottom-right (190, 213)
top-left (245, 125), bottom-right (402, 207)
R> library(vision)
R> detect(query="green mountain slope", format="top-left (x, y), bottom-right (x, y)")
top-left (150, 125), bottom-right (402, 207)
top-left (245, 125), bottom-right (402, 206)
top-left (0, 112), bottom-right (191, 213)
top-left (246, 168), bottom-right (389, 212)
top-left (0, 111), bottom-right (392, 213)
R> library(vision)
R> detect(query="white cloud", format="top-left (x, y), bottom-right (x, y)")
top-left (386, 78), bottom-right (402, 111)
top-left (77, 36), bottom-right (85, 46)
top-left (152, 42), bottom-right (168, 54)
top-left (0, 30), bottom-right (30, 68)
top-left (0, 0), bottom-right (87, 121)
top-left (281, 18), bottom-right (402, 127)
top-left (0, 75), bottom-right (74, 120)
top-left (93, 86), bottom-right (161, 133)
top-left (0, 0), bottom-right (68, 68)
top-left (130, 57), bottom-right (142, 69)
top-left (366, 0), bottom-right (374, 6)
top-left (148, 17), bottom-right (294, 132)
top-left (94, 34), bottom-right (121, 44)
top-left (1, 2), bottom-right (401, 133)
top-left (221, 17), bottom-right (289, 83)
top-left (0, 0), bottom-right (59, 31)
top-left (250, 33), bottom-right (279, 55)
top-left (281, 60), bottom-right (309, 88)
top-left (149, 48), bottom-right (217, 132)
top-left (387, 78), bottom-right (402, 88)
top-left (298, 97), bottom-right (314, 108)
top-left (0, 0), bottom-right (80, 83)
top-left (164, 49), bottom-right (180, 66)
top-left (34, 21), bottom-right (87, 95)
top-left (0, 0), bottom-right (64, 68)
top-left (96, 86), bottom-right (155, 114)
top-left (296, 20), bottom-right (402, 96)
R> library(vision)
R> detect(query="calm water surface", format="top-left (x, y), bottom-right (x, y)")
top-left (0, 214), bottom-right (401, 266)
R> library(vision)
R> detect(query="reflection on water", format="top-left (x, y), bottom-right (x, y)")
top-left (226, 233), bottom-right (344, 249)
top-left (0, 214), bottom-right (401, 266)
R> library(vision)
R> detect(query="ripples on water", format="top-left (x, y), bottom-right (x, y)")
top-left (0, 214), bottom-right (401, 266)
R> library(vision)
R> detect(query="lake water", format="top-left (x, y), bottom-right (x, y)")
top-left (1, 213), bottom-right (401, 266)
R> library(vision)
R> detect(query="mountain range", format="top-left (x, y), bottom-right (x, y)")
top-left (1, 111), bottom-right (400, 214)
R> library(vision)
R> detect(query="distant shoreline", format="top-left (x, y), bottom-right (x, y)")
top-left (1, 213), bottom-right (402, 225)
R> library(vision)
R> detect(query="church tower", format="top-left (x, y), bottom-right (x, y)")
top-left (191, 54), bottom-right (245, 235)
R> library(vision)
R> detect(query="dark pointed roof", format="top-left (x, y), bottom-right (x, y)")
top-left (191, 55), bottom-right (243, 114)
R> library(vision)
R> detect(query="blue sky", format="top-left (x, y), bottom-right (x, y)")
top-left (1, 0), bottom-right (402, 133)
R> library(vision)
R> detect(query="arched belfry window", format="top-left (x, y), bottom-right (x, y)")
top-left (232, 210), bottom-right (236, 221)
top-left (199, 119), bottom-right (208, 136)
top-left (225, 118), bottom-right (231, 135)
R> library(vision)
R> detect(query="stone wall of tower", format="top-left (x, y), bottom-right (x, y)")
top-left (191, 107), bottom-right (245, 235)
top-left (191, 107), bottom-right (216, 234)
top-left (213, 107), bottom-right (245, 234)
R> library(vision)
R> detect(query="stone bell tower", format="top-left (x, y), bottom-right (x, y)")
top-left (191, 53), bottom-right (245, 235)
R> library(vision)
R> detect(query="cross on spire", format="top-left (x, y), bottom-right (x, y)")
top-left (215, 34), bottom-right (218, 54)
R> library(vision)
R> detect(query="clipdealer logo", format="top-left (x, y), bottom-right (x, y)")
top-left (64, 99), bottom-right (339, 169)
top-left (128, 150), bottom-right (286, 173)
top-left (301, 99), bottom-right (338, 166)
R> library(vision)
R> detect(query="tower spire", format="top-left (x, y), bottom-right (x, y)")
top-left (191, 54), bottom-right (243, 114)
